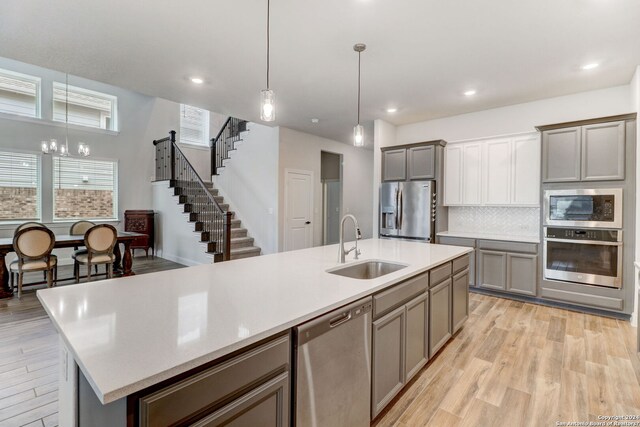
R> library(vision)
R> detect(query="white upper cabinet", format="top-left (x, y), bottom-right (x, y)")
top-left (462, 143), bottom-right (482, 205)
top-left (482, 139), bottom-right (511, 205)
top-left (444, 145), bottom-right (463, 205)
top-left (444, 133), bottom-right (540, 207)
top-left (511, 135), bottom-right (540, 205)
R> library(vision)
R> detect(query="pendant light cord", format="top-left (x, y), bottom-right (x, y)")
top-left (266, 0), bottom-right (270, 89)
top-left (357, 51), bottom-right (361, 125)
top-left (65, 73), bottom-right (69, 150)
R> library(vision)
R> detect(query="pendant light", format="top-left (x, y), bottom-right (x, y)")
top-left (353, 43), bottom-right (366, 147)
top-left (260, 0), bottom-right (275, 121)
top-left (41, 74), bottom-right (90, 157)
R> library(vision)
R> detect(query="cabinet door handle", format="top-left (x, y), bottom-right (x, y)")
top-left (305, 221), bottom-right (311, 225)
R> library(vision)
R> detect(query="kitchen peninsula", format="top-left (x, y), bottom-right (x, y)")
top-left (37, 239), bottom-right (472, 426)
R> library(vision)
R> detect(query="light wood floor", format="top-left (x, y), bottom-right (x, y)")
top-left (0, 256), bottom-right (185, 427)
top-left (373, 292), bottom-right (640, 427)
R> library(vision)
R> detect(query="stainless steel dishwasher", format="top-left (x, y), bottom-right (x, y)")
top-left (294, 296), bottom-right (372, 427)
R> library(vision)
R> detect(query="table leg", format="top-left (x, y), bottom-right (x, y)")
top-left (113, 243), bottom-right (122, 272)
top-left (122, 241), bottom-right (135, 276)
top-left (0, 250), bottom-right (13, 299)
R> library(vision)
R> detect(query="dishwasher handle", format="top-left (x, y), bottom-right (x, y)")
top-left (296, 296), bottom-right (372, 346)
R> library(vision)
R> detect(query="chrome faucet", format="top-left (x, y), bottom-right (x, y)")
top-left (338, 214), bottom-right (362, 263)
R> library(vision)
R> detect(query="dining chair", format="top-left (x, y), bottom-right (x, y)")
top-left (11, 222), bottom-right (57, 290)
top-left (73, 224), bottom-right (117, 282)
top-left (10, 227), bottom-right (57, 299)
top-left (70, 220), bottom-right (98, 274)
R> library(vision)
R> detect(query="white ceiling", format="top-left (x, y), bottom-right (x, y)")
top-left (1, 0), bottom-right (639, 145)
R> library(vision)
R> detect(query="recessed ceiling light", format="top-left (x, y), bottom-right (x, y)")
top-left (190, 77), bottom-right (204, 84)
top-left (581, 63), bottom-right (599, 70)
top-left (464, 90), bottom-right (477, 96)
top-left (386, 108), bottom-right (398, 113)
top-left (311, 118), bottom-right (319, 123)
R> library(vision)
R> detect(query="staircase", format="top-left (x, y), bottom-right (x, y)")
top-left (153, 128), bottom-right (261, 262)
top-left (199, 182), bottom-right (262, 260)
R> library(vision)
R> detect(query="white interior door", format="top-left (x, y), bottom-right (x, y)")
top-left (285, 169), bottom-right (314, 251)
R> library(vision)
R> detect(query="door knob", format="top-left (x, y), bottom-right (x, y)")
top-left (305, 221), bottom-right (311, 224)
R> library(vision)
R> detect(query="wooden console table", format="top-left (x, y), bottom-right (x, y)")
top-left (0, 231), bottom-right (144, 299)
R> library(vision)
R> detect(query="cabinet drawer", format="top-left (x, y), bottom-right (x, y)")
top-left (477, 239), bottom-right (538, 254)
top-left (429, 262), bottom-right (452, 288)
top-left (373, 272), bottom-right (428, 319)
top-left (452, 255), bottom-right (470, 275)
top-left (139, 334), bottom-right (290, 427)
top-left (437, 236), bottom-right (476, 247)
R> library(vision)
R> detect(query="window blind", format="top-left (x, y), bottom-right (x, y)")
top-left (180, 104), bottom-right (210, 146)
top-left (0, 69), bottom-right (40, 118)
top-left (0, 151), bottom-right (39, 188)
top-left (53, 157), bottom-right (117, 191)
top-left (52, 82), bottom-right (117, 131)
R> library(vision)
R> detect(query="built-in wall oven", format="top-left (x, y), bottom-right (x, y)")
top-left (543, 188), bottom-right (622, 229)
top-left (543, 188), bottom-right (624, 289)
top-left (543, 227), bottom-right (623, 288)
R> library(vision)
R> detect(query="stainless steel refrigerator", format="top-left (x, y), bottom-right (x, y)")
top-left (380, 181), bottom-right (436, 241)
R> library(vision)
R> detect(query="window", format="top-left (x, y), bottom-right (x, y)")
top-left (0, 151), bottom-right (40, 222)
top-left (53, 82), bottom-right (117, 131)
top-left (53, 157), bottom-right (118, 220)
top-left (0, 69), bottom-right (41, 118)
top-left (180, 104), bottom-right (210, 146)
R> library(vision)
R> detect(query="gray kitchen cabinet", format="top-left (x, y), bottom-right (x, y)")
top-left (371, 305), bottom-right (406, 418)
top-left (437, 236), bottom-right (476, 287)
top-left (138, 334), bottom-right (290, 427)
top-left (506, 253), bottom-right (537, 296)
top-left (382, 149), bottom-right (407, 181)
top-left (404, 292), bottom-right (429, 382)
top-left (407, 145), bottom-right (435, 180)
top-left (478, 249), bottom-right (507, 291)
top-left (192, 372), bottom-right (289, 427)
top-left (542, 126), bottom-right (581, 183)
top-left (429, 278), bottom-right (452, 357)
top-left (452, 268), bottom-right (469, 333)
top-left (581, 121), bottom-right (625, 181)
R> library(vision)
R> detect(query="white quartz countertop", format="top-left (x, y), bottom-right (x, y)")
top-left (37, 238), bottom-right (472, 405)
top-left (437, 231), bottom-right (540, 244)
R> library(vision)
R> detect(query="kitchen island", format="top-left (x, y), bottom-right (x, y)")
top-left (37, 238), bottom-right (472, 426)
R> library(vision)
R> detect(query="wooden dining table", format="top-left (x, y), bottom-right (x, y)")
top-left (0, 231), bottom-right (145, 299)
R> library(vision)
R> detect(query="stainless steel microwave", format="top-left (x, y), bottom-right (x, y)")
top-left (543, 189), bottom-right (622, 229)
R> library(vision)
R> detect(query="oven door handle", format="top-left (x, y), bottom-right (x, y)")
top-left (545, 238), bottom-right (622, 246)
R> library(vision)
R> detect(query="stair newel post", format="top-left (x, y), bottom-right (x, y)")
top-left (223, 211), bottom-right (232, 261)
top-left (211, 137), bottom-right (217, 176)
top-left (169, 130), bottom-right (177, 183)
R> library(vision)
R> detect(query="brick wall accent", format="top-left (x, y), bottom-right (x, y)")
top-left (0, 187), bottom-right (38, 220)
top-left (54, 189), bottom-right (114, 219)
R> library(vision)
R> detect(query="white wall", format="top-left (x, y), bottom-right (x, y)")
top-left (278, 127), bottom-right (374, 251)
top-left (372, 120), bottom-right (397, 236)
top-left (152, 181), bottom-right (214, 266)
top-left (213, 123), bottom-right (279, 254)
top-left (179, 112), bottom-right (227, 181)
top-left (395, 85), bottom-right (632, 145)
top-left (631, 66), bottom-right (640, 326)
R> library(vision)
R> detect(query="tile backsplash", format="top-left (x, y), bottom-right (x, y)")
top-left (448, 206), bottom-right (540, 237)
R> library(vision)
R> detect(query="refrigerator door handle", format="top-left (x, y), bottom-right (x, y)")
top-left (395, 188), bottom-right (400, 229)
top-left (399, 189), bottom-right (403, 230)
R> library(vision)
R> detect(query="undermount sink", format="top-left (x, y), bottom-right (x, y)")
top-left (327, 260), bottom-right (408, 280)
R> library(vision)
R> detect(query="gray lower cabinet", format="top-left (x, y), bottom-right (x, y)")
top-left (191, 372), bottom-right (289, 427)
top-left (138, 334), bottom-right (290, 427)
top-left (407, 145), bottom-right (435, 180)
top-left (372, 305), bottom-right (406, 418)
top-left (506, 253), bottom-right (537, 296)
top-left (382, 149), bottom-right (407, 181)
top-left (429, 278), bottom-right (452, 357)
top-left (452, 268), bottom-right (469, 333)
top-left (478, 250), bottom-right (507, 290)
top-left (404, 292), bottom-right (429, 381)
